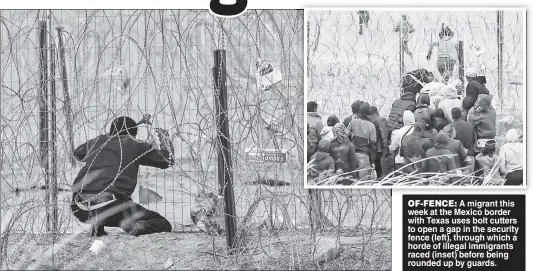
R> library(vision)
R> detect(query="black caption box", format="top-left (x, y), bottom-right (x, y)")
top-left (403, 194), bottom-right (525, 271)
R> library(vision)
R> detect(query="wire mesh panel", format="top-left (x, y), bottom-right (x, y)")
top-left (307, 10), bottom-right (524, 125)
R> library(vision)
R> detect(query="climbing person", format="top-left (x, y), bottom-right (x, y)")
top-left (394, 15), bottom-right (415, 58)
top-left (358, 10), bottom-right (370, 35)
top-left (71, 116), bottom-right (174, 237)
top-left (427, 24), bottom-right (460, 84)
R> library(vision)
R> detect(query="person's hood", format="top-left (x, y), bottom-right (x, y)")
top-left (321, 126), bottom-right (333, 134)
top-left (442, 85), bottom-right (459, 99)
top-left (434, 133), bottom-right (449, 149)
top-left (470, 76), bottom-right (487, 85)
top-left (318, 140), bottom-right (330, 152)
top-left (403, 110), bottom-right (415, 126)
top-left (401, 92), bottom-right (416, 101)
top-left (314, 151), bottom-right (329, 161)
top-left (506, 129), bottom-right (520, 143)
top-left (307, 112), bottom-right (322, 119)
top-left (476, 94), bottom-right (492, 110)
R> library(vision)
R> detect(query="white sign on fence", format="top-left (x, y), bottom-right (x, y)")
top-left (244, 147), bottom-right (288, 164)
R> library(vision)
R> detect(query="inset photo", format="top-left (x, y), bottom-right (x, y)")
top-left (305, 8), bottom-right (525, 188)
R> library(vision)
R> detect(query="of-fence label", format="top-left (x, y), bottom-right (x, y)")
top-left (244, 148), bottom-right (287, 164)
top-left (403, 194), bottom-right (525, 271)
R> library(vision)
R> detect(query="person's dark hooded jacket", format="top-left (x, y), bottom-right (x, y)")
top-left (72, 131), bottom-right (172, 199)
top-left (425, 133), bottom-right (457, 174)
top-left (452, 118), bottom-right (477, 156)
top-left (463, 77), bottom-right (490, 112)
top-left (387, 92), bottom-right (416, 132)
top-left (328, 139), bottom-right (358, 176)
top-left (468, 94), bottom-right (496, 140)
top-left (433, 109), bottom-right (449, 132)
top-left (308, 140), bottom-right (336, 178)
top-left (401, 121), bottom-right (434, 173)
top-left (413, 95), bottom-right (435, 129)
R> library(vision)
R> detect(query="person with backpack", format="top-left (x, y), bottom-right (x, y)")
top-left (388, 110), bottom-right (415, 172)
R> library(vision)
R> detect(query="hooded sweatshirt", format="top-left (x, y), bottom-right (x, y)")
top-left (452, 119), bottom-right (476, 156)
top-left (464, 77), bottom-right (490, 112)
top-left (389, 111), bottom-right (415, 164)
top-left (401, 121), bottom-right (434, 172)
top-left (438, 86), bottom-right (463, 123)
top-left (499, 129), bottom-right (523, 174)
top-left (388, 92), bottom-right (416, 131)
top-left (413, 103), bottom-right (435, 129)
top-left (468, 94), bottom-right (497, 139)
top-left (426, 133), bottom-right (457, 173)
top-left (72, 134), bottom-right (172, 199)
top-left (320, 126), bottom-right (334, 141)
top-left (309, 140), bottom-right (336, 177)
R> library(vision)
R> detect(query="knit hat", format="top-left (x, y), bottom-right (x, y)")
top-left (465, 67), bottom-right (478, 78)
top-left (418, 93), bottom-right (431, 106)
top-left (483, 140), bottom-right (496, 155)
top-left (435, 133), bottom-right (449, 147)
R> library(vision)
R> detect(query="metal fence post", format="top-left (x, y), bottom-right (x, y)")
top-left (38, 17), bottom-right (50, 232)
top-left (49, 17), bottom-right (59, 236)
top-left (213, 49), bottom-right (238, 252)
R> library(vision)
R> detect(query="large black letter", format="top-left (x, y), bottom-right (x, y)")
top-left (210, 0), bottom-right (248, 17)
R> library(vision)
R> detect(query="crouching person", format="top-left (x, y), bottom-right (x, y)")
top-left (71, 116), bottom-right (174, 237)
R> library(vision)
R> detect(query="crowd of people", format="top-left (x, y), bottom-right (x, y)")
top-left (307, 66), bottom-right (523, 186)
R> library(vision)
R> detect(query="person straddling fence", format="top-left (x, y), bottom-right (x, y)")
top-left (388, 110), bottom-right (415, 172)
top-left (450, 107), bottom-right (476, 175)
top-left (328, 123), bottom-right (358, 178)
top-left (346, 102), bottom-right (377, 181)
top-left (427, 24), bottom-right (459, 84)
top-left (70, 116), bottom-right (174, 237)
top-left (369, 106), bottom-right (389, 178)
top-left (394, 15), bottom-right (415, 58)
top-left (499, 129), bottom-right (523, 185)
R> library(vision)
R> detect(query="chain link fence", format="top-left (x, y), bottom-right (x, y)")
top-left (307, 10), bottom-right (524, 135)
top-left (1, 9), bottom-right (391, 270)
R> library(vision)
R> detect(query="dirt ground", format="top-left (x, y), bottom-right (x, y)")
top-left (2, 229), bottom-right (391, 270)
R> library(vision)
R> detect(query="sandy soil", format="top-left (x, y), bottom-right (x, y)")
top-left (3, 229), bottom-right (391, 270)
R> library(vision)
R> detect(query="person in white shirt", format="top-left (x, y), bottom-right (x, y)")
top-left (437, 84), bottom-right (463, 123)
top-left (499, 129), bottom-right (523, 185)
top-left (320, 115), bottom-right (339, 142)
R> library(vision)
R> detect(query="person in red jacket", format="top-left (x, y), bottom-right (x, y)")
top-left (71, 116), bottom-right (174, 237)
